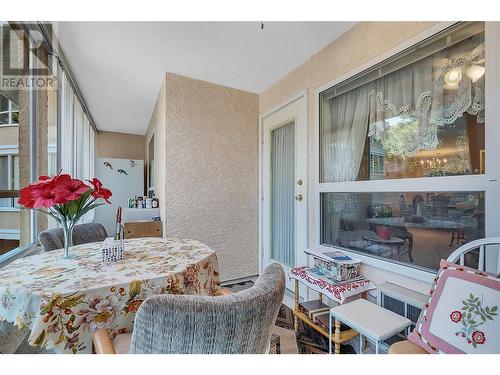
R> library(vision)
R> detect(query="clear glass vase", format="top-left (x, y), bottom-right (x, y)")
top-left (62, 218), bottom-right (76, 259)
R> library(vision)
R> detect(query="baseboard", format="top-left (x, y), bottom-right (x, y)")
top-left (221, 274), bottom-right (258, 286)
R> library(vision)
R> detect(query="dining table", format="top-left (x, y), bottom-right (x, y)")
top-left (0, 237), bottom-right (221, 353)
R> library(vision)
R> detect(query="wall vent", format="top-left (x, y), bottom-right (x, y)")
top-left (377, 282), bottom-right (429, 349)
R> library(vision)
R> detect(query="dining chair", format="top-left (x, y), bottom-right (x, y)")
top-left (389, 237), bottom-right (500, 354)
top-left (37, 223), bottom-right (108, 251)
top-left (93, 263), bottom-right (286, 354)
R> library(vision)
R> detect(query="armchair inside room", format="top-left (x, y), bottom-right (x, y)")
top-left (37, 223), bottom-right (108, 251)
top-left (93, 263), bottom-right (285, 354)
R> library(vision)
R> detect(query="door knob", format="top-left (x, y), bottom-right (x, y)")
top-left (295, 194), bottom-right (303, 201)
top-left (297, 179), bottom-right (303, 186)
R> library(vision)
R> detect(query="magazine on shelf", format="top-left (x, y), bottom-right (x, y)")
top-left (304, 266), bottom-right (365, 285)
top-left (305, 248), bottom-right (360, 264)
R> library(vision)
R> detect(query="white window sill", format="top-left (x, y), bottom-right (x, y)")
top-left (311, 243), bottom-right (436, 284)
top-left (0, 243), bottom-right (38, 268)
top-left (0, 124), bottom-right (19, 128)
top-left (0, 207), bottom-right (20, 212)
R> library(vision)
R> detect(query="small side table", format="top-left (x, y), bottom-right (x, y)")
top-left (328, 299), bottom-right (412, 354)
top-left (290, 266), bottom-right (377, 354)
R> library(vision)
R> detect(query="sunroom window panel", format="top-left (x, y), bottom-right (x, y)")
top-left (318, 22), bottom-right (489, 272)
top-left (321, 191), bottom-right (485, 271)
top-left (320, 24), bottom-right (485, 183)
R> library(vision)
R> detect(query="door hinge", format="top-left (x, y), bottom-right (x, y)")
top-left (261, 134), bottom-right (264, 144)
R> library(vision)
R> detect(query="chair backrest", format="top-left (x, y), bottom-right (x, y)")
top-left (37, 223), bottom-right (108, 251)
top-left (129, 263), bottom-right (286, 354)
top-left (446, 237), bottom-right (500, 272)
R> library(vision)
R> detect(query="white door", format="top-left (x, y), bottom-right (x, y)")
top-left (261, 93), bottom-right (307, 291)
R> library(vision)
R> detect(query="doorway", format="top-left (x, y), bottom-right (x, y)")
top-left (261, 92), bottom-right (307, 291)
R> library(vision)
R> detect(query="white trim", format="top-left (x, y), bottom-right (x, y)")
top-left (0, 145), bottom-right (19, 155)
top-left (0, 124), bottom-right (19, 128)
top-left (319, 174), bottom-right (491, 193)
top-left (0, 243), bottom-right (37, 268)
top-left (313, 21), bottom-right (499, 283)
top-left (0, 228), bottom-right (20, 240)
top-left (259, 89), bottom-right (308, 274)
top-left (313, 244), bottom-right (436, 284)
top-left (0, 207), bottom-right (20, 212)
top-left (260, 90), bottom-right (307, 120)
top-left (260, 90), bottom-right (308, 294)
top-left (485, 22), bottom-right (500, 273)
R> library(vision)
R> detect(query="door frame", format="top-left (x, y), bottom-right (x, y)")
top-left (259, 90), bottom-right (308, 278)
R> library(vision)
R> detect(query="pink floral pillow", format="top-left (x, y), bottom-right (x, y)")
top-left (408, 260), bottom-right (500, 354)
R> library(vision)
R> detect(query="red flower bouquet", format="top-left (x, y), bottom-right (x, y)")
top-left (18, 173), bottom-right (112, 259)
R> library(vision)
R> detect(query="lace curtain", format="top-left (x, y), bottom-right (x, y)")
top-left (367, 43), bottom-right (485, 156)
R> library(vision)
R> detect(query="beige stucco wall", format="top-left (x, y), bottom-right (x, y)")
top-left (0, 126), bottom-right (19, 145)
top-left (260, 22), bottom-right (439, 293)
top-left (0, 211), bottom-right (20, 230)
top-left (154, 73), bottom-right (259, 282)
top-left (96, 131), bottom-right (146, 160)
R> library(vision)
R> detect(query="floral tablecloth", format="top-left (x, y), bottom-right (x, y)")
top-left (0, 237), bottom-right (220, 353)
top-left (290, 266), bottom-right (376, 304)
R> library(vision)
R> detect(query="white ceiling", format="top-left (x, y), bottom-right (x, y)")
top-left (56, 22), bottom-right (356, 135)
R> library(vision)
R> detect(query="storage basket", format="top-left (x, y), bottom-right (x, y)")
top-left (313, 255), bottom-right (360, 282)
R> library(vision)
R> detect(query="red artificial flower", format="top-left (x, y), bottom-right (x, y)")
top-left (53, 176), bottom-right (90, 201)
top-left (18, 186), bottom-right (37, 208)
top-left (89, 178), bottom-right (112, 203)
top-left (450, 310), bottom-right (462, 323)
top-left (472, 331), bottom-right (486, 344)
top-left (19, 174), bottom-right (72, 208)
top-left (31, 182), bottom-right (69, 208)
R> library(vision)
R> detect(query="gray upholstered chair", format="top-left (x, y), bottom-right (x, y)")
top-left (93, 263), bottom-right (285, 354)
top-left (37, 223), bottom-right (108, 251)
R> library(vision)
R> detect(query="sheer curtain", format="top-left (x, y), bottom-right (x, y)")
top-left (59, 72), bottom-right (96, 223)
top-left (321, 86), bottom-right (371, 183)
top-left (60, 74), bottom-right (75, 176)
top-left (321, 86), bottom-right (371, 243)
top-left (271, 122), bottom-right (295, 267)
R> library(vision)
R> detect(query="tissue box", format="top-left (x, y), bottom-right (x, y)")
top-left (101, 239), bottom-right (124, 262)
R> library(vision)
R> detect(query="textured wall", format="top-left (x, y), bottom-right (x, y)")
top-left (0, 126), bottom-right (18, 145)
top-left (0, 212), bottom-right (19, 230)
top-left (164, 74), bottom-right (259, 282)
top-left (96, 131), bottom-right (146, 160)
top-left (259, 22), bottom-right (438, 293)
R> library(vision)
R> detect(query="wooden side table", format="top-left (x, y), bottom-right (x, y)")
top-left (290, 267), bottom-right (377, 354)
top-left (328, 299), bottom-right (412, 354)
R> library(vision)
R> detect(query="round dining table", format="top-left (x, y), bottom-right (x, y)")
top-left (0, 237), bottom-right (221, 353)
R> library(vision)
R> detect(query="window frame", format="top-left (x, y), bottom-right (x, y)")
top-left (0, 94), bottom-right (19, 126)
top-left (313, 22), bottom-right (500, 283)
top-left (0, 154), bottom-right (20, 211)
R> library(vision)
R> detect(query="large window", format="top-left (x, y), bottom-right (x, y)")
top-left (0, 22), bottom-right (96, 262)
top-left (0, 93), bottom-right (19, 125)
top-left (318, 22), bottom-right (495, 272)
